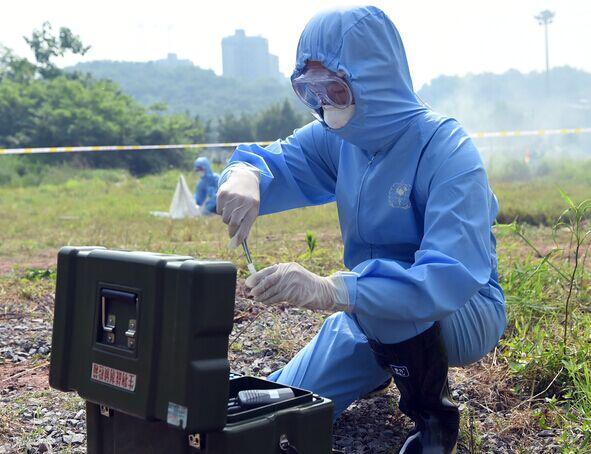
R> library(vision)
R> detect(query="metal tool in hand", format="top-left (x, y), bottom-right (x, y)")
top-left (242, 240), bottom-right (256, 275)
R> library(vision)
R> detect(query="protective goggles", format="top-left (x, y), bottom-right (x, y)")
top-left (291, 68), bottom-right (353, 110)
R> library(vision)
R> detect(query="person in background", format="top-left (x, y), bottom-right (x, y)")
top-left (217, 6), bottom-right (506, 453)
top-left (194, 156), bottom-right (219, 215)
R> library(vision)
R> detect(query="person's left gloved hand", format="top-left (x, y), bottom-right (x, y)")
top-left (245, 262), bottom-right (349, 311)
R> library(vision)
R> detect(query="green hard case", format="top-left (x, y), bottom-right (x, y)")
top-left (49, 247), bottom-right (334, 453)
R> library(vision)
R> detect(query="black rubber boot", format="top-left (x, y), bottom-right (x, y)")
top-left (369, 323), bottom-right (459, 454)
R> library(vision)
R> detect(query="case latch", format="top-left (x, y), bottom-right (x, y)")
top-left (101, 310), bottom-right (116, 344)
top-left (125, 319), bottom-right (137, 349)
top-left (97, 288), bottom-right (139, 353)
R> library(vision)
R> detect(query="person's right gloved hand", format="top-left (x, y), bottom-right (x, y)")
top-left (216, 164), bottom-right (260, 248)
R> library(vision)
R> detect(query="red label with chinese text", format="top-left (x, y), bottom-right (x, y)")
top-left (91, 363), bottom-right (136, 392)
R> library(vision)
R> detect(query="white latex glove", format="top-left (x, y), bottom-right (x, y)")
top-left (216, 164), bottom-right (260, 248)
top-left (245, 262), bottom-right (350, 311)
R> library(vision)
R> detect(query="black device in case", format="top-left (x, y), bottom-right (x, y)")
top-left (49, 247), bottom-right (334, 453)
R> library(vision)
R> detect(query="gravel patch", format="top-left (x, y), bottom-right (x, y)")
top-left (0, 318), bottom-right (52, 364)
top-left (0, 279), bottom-right (560, 453)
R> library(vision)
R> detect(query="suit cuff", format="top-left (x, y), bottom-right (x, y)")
top-left (330, 271), bottom-right (357, 313)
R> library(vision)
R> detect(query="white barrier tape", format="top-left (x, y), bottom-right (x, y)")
top-left (470, 127), bottom-right (591, 139)
top-left (1, 127), bottom-right (590, 156)
top-left (0, 142), bottom-right (273, 156)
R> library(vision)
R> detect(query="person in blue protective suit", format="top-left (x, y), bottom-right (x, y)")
top-left (194, 156), bottom-right (219, 214)
top-left (216, 6), bottom-right (506, 453)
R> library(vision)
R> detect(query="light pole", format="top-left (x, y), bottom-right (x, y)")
top-left (535, 10), bottom-right (555, 77)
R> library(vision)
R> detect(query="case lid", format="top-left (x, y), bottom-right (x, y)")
top-left (49, 246), bottom-right (236, 432)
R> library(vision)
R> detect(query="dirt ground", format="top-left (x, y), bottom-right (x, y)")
top-left (0, 262), bottom-right (561, 453)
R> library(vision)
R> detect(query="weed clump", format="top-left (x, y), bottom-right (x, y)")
top-left (497, 192), bottom-right (591, 449)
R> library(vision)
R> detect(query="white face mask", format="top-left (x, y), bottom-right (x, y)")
top-left (322, 104), bottom-right (356, 129)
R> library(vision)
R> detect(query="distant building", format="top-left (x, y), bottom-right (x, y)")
top-left (222, 30), bottom-right (282, 81)
top-left (154, 53), bottom-right (193, 67)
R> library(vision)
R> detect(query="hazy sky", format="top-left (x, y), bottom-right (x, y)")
top-left (2, 1), bottom-right (590, 89)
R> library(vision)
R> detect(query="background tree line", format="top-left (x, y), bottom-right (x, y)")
top-left (71, 52), bottom-right (591, 137)
top-left (217, 99), bottom-right (307, 143)
top-left (69, 59), bottom-right (303, 122)
top-left (3, 22), bottom-right (590, 184)
top-left (0, 23), bottom-right (306, 181)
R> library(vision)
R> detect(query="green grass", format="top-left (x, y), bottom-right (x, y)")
top-left (492, 180), bottom-right (591, 225)
top-left (1, 168), bottom-right (589, 263)
top-left (489, 156), bottom-right (591, 225)
top-left (0, 169), bottom-right (344, 278)
top-left (0, 166), bottom-right (590, 449)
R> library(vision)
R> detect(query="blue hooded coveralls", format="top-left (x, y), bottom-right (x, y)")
top-left (194, 157), bottom-right (219, 214)
top-left (221, 6), bottom-right (507, 418)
